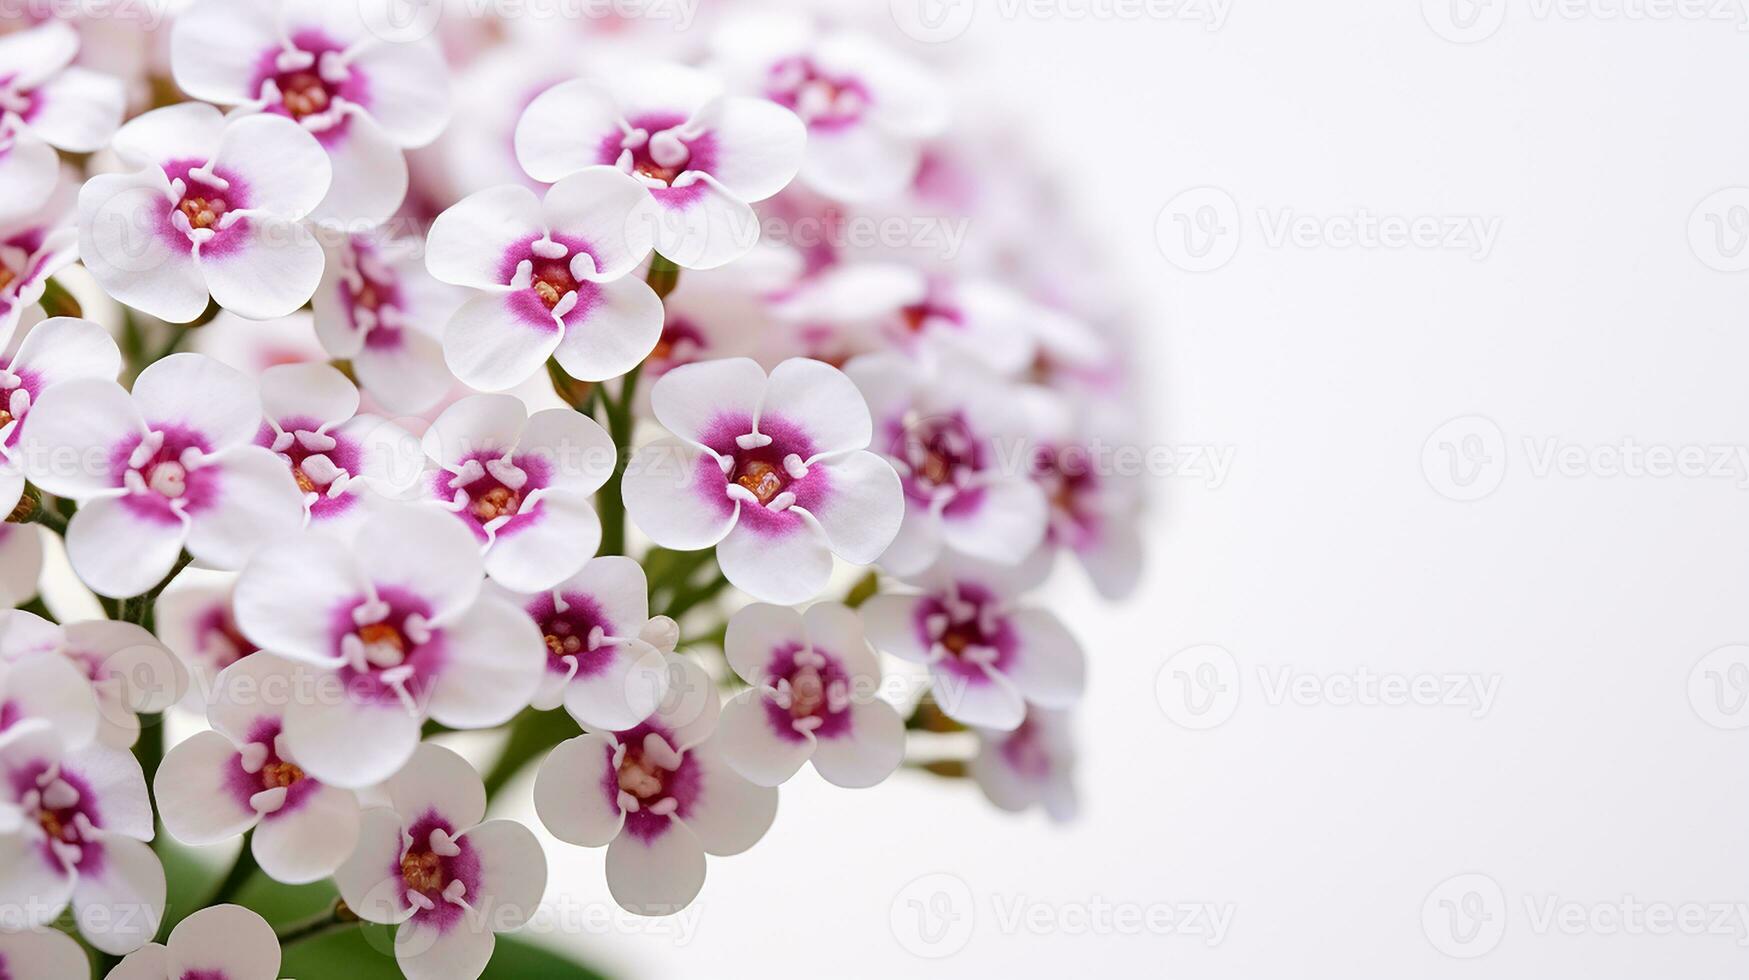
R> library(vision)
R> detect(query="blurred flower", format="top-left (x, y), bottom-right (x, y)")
top-left (0, 20), bottom-right (125, 224)
top-left (0, 610), bottom-right (187, 749)
top-left (0, 524), bottom-right (43, 606)
top-left (0, 928), bottom-right (88, 980)
top-left (0, 181), bottom-right (78, 348)
top-left (313, 233), bottom-right (461, 414)
top-left (623, 357), bottom-right (903, 604)
top-left (0, 316), bottom-right (124, 519)
top-left (719, 602), bottom-right (904, 788)
top-left (970, 707), bottom-right (1077, 821)
top-left (106, 903), bottom-right (281, 980)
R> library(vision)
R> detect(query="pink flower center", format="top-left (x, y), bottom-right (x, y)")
top-left (761, 645), bottom-right (852, 739)
top-left (531, 257), bottom-right (578, 311)
top-left (767, 57), bottom-right (869, 130)
top-left (278, 69), bottom-right (332, 120)
top-left (895, 415), bottom-right (980, 496)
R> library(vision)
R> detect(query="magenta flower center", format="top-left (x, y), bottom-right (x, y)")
top-left (767, 57), bottom-right (869, 130)
top-left (761, 644), bottom-right (853, 740)
top-left (892, 414), bottom-right (981, 498)
top-left (529, 591), bottom-right (617, 678)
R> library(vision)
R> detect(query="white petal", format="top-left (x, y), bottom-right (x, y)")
top-left (932, 665), bottom-right (1026, 731)
top-left (109, 102), bottom-right (225, 169)
top-left (0, 21), bottom-right (75, 87)
top-left (714, 512), bottom-right (834, 606)
top-left (533, 733), bottom-right (623, 847)
top-left (650, 176), bottom-right (761, 270)
top-left (560, 638), bottom-right (667, 732)
top-left (612, 62), bottom-right (722, 122)
top-left (0, 929), bottom-right (88, 980)
top-left (133, 353), bottom-right (260, 450)
top-left (483, 491), bottom-right (599, 593)
top-left (799, 121), bottom-right (920, 203)
top-left (759, 358), bottom-right (873, 457)
top-left (308, 115), bottom-right (407, 227)
top-left (384, 742), bottom-right (485, 829)
top-left (0, 829), bottom-right (72, 928)
top-left (259, 361), bottom-right (359, 427)
top-left (166, 903), bottom-right (280, 980)
top-left (153, 730), bottom-right (256, 846)
top-left (421, 392), bottom-right (527, 468)
top-left (0, 132), bottom-right (58, 226)
top-left (876, 504), bottom-right (943, 578)
top-left (678, 738), bottom-right (777, 856)
top-left (62, 620), bottom-right (185, 716)
top-left (808, 698), bottom-right (904, 789)
top-left (212, 113), bottom-right (332, 219)
top-left (347, 38), bottom-right (450, 146)
top-left (352, 328), bottom-right (453, 415)
top-left (0, 648), bottom-right (98, 748)
top-left (513, 79), bottom-right (621, 183)
top-left (458, 818), bottom-right (546, 930)
top-left (340, 414), bottom-right (424, 495)
top-left (707, 96), bottom-right (806, 204)
top-left (0, 526), bottom-right (43, 608)
top-left (516, 409), bottom-right (616, 497)
top-left (550, 275), bottom-right (663, 383)
top-left (169, 0), bottom-right (280, 105)
top-left (10, 316), bottom-right (122, 387)
top-left (103, 944), bottom-right (170, 980)
top-left (354, 502), bottom-right (484, 623)
top-left (76, 171), bottom-right (208, 324)
top-left (716, 689), bottom-right (812, 787)
top-left (425, 184), bottom-right (542, 290)
top-left (27, 66), bottom-right (125, 153)
top-left (395, 916), bottom-right (494, 980)
top-left (334, 807), bottom-right (414, 924)
top-left (426, 595), bottom-right (544, 729)
top-left (200, 215), bottom-right (327, 321)
top-left (72, 833), bottom-right (165, 955)
top-left (234, 532), bottom-right (368, 663)
top-left (604, 819), bottom-right (706, 916)
top-left (65, 497), bottom-right (188, 599)
top-left (282, 691), bottom-right (421, 789)
top-left (939, 477), bottom-right (1049, 566)
top-left (646, 653), bottom-right (719, 751)
top-left (442, 291), bottom-right (560, 391)
top-left (1007, 608), bottom-right (1086, 707)
top-left (860, 594), bottom-right (930, 663)
top-left (649, 356), bottom-right (766, 448)
top-left (561, 555), bottom-right (649, 633)
top-left (722, 602), bottom-right (805, 685)
top-left (621, 438), bottom-right (737, 551)
top-left (184, 446), bottom-right (307, 571)
top-left (13, 377), bottom-right (137, 498)
top-left (253, 782), bottom-right (360, 884)
top-left (540, 168), bottom-right (656, 279)
top-left (802, 450), bottom-right (903, 566)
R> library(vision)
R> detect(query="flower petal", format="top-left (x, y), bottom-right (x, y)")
top-left (253, 782), bottom-right (360, 885)
top-left (678, 738), bottom-right (777, 856)
top-left (11, 316), bottom-right (122, 387)
top-left (650, 176), bottom-right (761, 270)
top-left (715, 511), bottom-right (834, 606)
top-left (184, 446), bottom-right (308, 571)
top-left (334, 807), bottom-right (414, 925)
top-left (540, 168), bottom-right (656, 279)
top-left (425, 183), bottom-right (542, 290)
top-left (354, 502), bottom-right (484, 623)
top-left (933, 665), bottom-right (1026, 731)
top-left (483, 491), bottom-right (599, 593)
top-left (938, 476), bottom-right (1049, 566)
top-left (561, 638), bottom-right (667, 732)
top-left (421, 392), bottom-right (526, 468)
top-left (200, 215), bottom-right (327, 321)
top-left (395, 915), bottom-right (494, 980)
top-left (513, 78), bottom-right (619, 183)
top-left (722, 602), bottom-right (804, 685)
top-left (133, 353), bottom-right (261, 450)
top-left (458, 818), bottom-right (546, 930)
top-left (798, 450), bottom-right (902, 566)
top-left (426, 595), bottom-right (543, 729)
top-left (282, 691), bottom-right (421, 789)
top-left (1006, 608), bottom-right (1086, 707)
top-left (808, 698), bottom-right (904, 789)
top-left (715, 689), bottom-right (812, 787)
top-left (166, 903), bottom-right (280, 980)
top-left (604, 818), bottom-right (705, 916)
top-left (708, 96), bottom-right (806, 203)
top-left (621, 437), bottom-right (737, 551)
top-left (347, 37), bottom-right (450, 146)
top-left (109, 102), bottom-right (225, 171)
top-left (212, 113), bottom-right (332, 219)
top-left (0, 929), bottom-right (89, 980)
top-left (13, 378), bottom-right (136, 498)
top-left (27, 66), bottom-right (125, 153)
top-left (550, 275), bottom-right (663, 382)
top-left (649, 356), bottom-right (766, 447)
top-left (65, 497), bottom-right (189, 599)
top-left (76, 170), bottom-right (208, 324)
top-left (352, 328), bottom-right (453, 415)
top-left (154, 730), bottom-right (257, 846)
top-left (860, 594), bottom-right (929, 663)
top-left (759, 358), bottom-right (873, 457)
top-left (533, 732), bottom-right (624, 847)
top-left (235, 532), bottom-right (369, 663)
top-left (259, 362), bottom-right (359, 428)
top-left (168, 0), bottom-right (280, 105)
top-left (72, 833), bottom-right (165, 955)
top-left (308, 114), bottom-right (407, 227)
top-left (442, 291), bottom-right (560, 391)
top-left (517, 408), bottom-right (616, 496)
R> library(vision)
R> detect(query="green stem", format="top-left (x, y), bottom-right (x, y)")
top-left (275, 904), bottom-right (358, 948)
top-left (844, 570), bottom-right (880, 609)
top-left (38, 278), bottom-right (81, 319)
top-left (482, 709), bottom-right (579, 800)
top-left (135, 714), bottom-right (164, 794)
top-left (17, 596), bottom-right (53, 621)
top-left (598, 363), bottom-right (641, 558)
top-left (204, 834), bottom-right (259, 908)
top-left (664, 571), bottom-right (730, 621)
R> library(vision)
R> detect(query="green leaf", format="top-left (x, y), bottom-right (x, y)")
top-left (280, 927), bottom-right (610, 979)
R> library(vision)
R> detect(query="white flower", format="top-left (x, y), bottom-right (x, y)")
top-left (105, 903), bottom-right (281, 980)
top-left (0, 185), bottom-right (79, 349)
top-left (533, 653), bottom-right (777, 915)
top-left (335, 743), bottom-right (546, 980)
top-left (419, 394), bottom-right (616, 592)
top-left (0, 20), bottom-right (125, 224)
top-left (424, 171), bottom-right (661, 390)
top-left (969, 707), bottom-right (1077, 821)
top-left (0, 524), bottom-right (42, 607)
top-left (17, 352), bottom-right (306, 598)
top-left (0, 618), bottom-right (100, 751)
top-left (493, 555), bottom-right (669, 730)
top-left (194, 309), bottom-right (328, 377)
top-left (515, 62), bottom-right (806, 269)
top-left (710, 15), bottom-right (948, 203)
top-left (312, 233), bottom-right (462, 414)
top-left (170, 0), bottom-right (451, 224)
top-left (1027, 406), bottom-right (1145, 600)
top-left (862, 553), bottom-right (1084, 731)
top-left (76, 104), bottom-right (332, 323)
top-left (0, 610), bottom-right (187, 749)
top-left (256, 362), bottom-right (422, 530)
top-left (718, 602), bottom-right (904, 788)
top-left (155, 654), bottom-right (360, 884)
top-left (622, 357), bottom-right (904, 605)
top-left (232, 504), bottom-right (543, 787)
top-left (846, 352), bottom-right (1049, 576)
top-left (0, 722), bottom-right (164, 955)
top-left (0, 928), bottom-right (88, 980)
top-left (153, 575), bottom-right (259, 708)
top-left (0, 316), bottom-right (123, 520)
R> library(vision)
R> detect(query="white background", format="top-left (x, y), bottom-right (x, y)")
top-left (487, 2), bottom-right (1749, 977)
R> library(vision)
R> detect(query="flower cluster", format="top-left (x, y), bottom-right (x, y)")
top-left (0, 2), bottom-right (1141, 977)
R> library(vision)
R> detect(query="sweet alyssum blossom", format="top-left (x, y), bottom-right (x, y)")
top-left (0, 187), bottom-right (78, 348)
top-left (622, 357), bottom-right (904, 605)
top-left (170, 0), bottom-right (451, 224)
top-left (256, 362), bottom-right (422, 530)
top-left (0, 928), bottom-right (88, 980)
top-left (718, 602), bottom-right (904, 789)
top-left (534, 653), bottom-right (777, 915)
top-left (494, 555), bottom-right (670, 730)
top-left (77, 103), bottom-right (332, 323)
top-left (0, 610), bottom-right (187, 749)
top-left (0, 316), bottom-right (124, 521)
top-left (863, 553), bottom-right (1085, 731)
top-left (0, 20), bottom-right (124, 224)
top-left (18, 352), bottom-right (306, 598)
top-left (233, 503), bottom-right (543, 787)
top-left (0, 722), bottom-right (164, 955)
top-left (515, 62), bottom-right (806, 270)
top-left (313, 233), bottom-right (462, 414)
top-left (847, 352), bottom-right (1049, 576)
top-left (420, 394), bottom-right (616, 592)
top-left (709, 15), bottom-right (948, 203)
top-left (336, 743), bottom-right (546, 980)
top-left (155, 654), bottom-right (361, 884)
top-left (106, 903), bottom-right (281, 980)
top-left (425, 170), bottom-right (662, 390)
